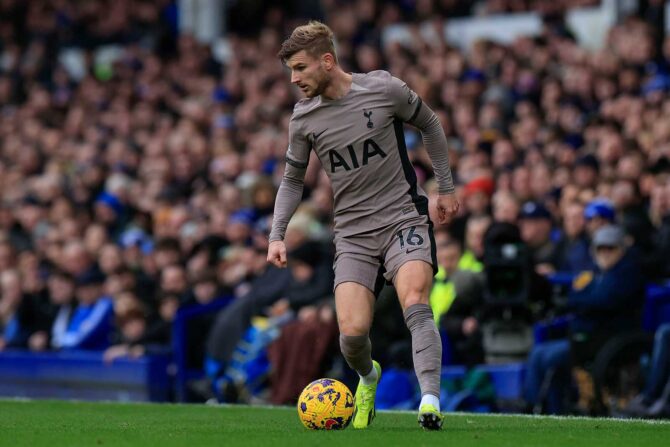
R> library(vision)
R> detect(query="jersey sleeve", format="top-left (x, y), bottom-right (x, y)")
top-left (388, 75), bottom-right (423, 123)
top-left (285, 116), bottom-right (311, 171)
top-left (268, 116), bottom-right (310, 242)
top-left (388, 75), bottom-right (455, 194)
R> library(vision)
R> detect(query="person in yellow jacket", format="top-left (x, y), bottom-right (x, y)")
top-left (429, 239), bottom-right (486, 366)
top-left (458, 216), bottom-right (490, 273)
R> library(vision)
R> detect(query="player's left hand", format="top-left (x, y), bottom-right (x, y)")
top-left (436, 193), bottom-right (459, 225)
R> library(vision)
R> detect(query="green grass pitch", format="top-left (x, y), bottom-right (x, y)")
top-left (1, 399), bottom-right (669, 447)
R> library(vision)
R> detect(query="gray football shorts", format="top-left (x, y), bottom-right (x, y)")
top-left (332, 215), bottom-right (437, 295)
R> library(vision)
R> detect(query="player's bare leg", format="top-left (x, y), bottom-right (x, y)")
top-left (335, 282), bottom-right (381, 429)
top-left (394, 260), bottom-right (443, 430)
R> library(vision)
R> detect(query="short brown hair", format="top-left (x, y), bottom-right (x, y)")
top-left (277, 21), bottom-right (337, 63)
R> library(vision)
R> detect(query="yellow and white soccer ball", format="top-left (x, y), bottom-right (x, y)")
top-left (297, 378), bottom-right (354, 430)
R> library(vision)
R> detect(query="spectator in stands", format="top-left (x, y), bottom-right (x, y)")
top-left (268, 302), bottom-right (338, 405)
top-left (61, 241), bottom-right (99, 281)
top-left (185, 269), bottom-right (226, 369)
top-left (431, 239), bottom-right (486, 366)
top-left (492, 190), bottom-right (520, 224)
top-left (573, 155), bottom-right (600, 190)
top-left (518, 202), bottom-right (556, 271)
top-left (104, 295), bottom-right (171, 364)
top-left (523, 225), bottom-right (645, 414)
top-left (612, 178), bottom-right (655, 253)
top-left (159, 264), bottom-right (190, 303)
top-left (25, 270), bottom-right (76, 352)
top-left (0, 270), bottom-right (25, 350)
top-left (94, 191), bottom-right (128, 239)
top-left (624, 323), bottom-right (670, 418)
top-left (452, 177), bottom-right (495, 241)
top-left (51, 270), bottom-right (114, 350)
top-left (460, 215), bottom-right (491, 272)
top-left (584, 198), bottom-right (616, 238)
top-left (153, 238), bottom-right (183, 272)
top-left (104, 302), bottom-right (149, 363)
top-left (646, 179), bottom-right (670, 280)
top-left (204, 240), bottom-right (334, 394)
top-left (551, 201), bottom-right (594, 273)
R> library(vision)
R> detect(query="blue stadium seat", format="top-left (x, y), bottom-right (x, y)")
top-left (476, 363), bottom-right (526, 401)
top-left (642, 284), bottom-right (670, 332)
top-left (172, 297), bottom-right (232, 402)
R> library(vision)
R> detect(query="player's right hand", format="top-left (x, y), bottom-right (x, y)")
top-left (267, 240), bottom-right (288, 268)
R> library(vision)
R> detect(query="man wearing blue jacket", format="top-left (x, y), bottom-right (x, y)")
top-left (51, 270), bottom-right (114, 350)
top-left (524, 225), bottom-right (645, 413)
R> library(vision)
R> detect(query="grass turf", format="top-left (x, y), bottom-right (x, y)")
top-left (1, 400), bottom-right (669, 447)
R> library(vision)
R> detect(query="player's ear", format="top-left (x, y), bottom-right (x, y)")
top-left (321, 52), bottom-right (335, 70)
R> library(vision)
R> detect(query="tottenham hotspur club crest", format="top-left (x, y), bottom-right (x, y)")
top-left (363, 110), bottom-right (373, 128)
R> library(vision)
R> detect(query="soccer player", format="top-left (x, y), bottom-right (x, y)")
top-left (267, 21), bottom-right (459, 430)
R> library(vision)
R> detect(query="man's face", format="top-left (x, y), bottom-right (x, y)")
top-left (76, 284), bottom-right (101, 304)
top-left (161, 266), bottom-right (187, 294)
top-left (594, 245), bottom-right (624, 271)
top-left (586, 216), bottom-right (608, 236)
top-left (494, 196), bottom-right (520, 224)
top-left (465, 220), bottom-right (490, 257)
top-left (465, 191), bottom-right (489, 215)
top-left (437, 244), bottom-right (461, 276)
top-left (564, 204), bottom-right (585, 238)
top-left (520, 218), bottom-right (551, 247)
top-left (286, 50), bottom-right (330, 98)
top-left (48, 276), bottom-right (75, 305)
top-left (290, 260), bottom-right (314, 282)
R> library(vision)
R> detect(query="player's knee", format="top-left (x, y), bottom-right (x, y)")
top-left (337, 319), bottom-right (369, 337)
top-left (402, 291), bottom-right (429, 310)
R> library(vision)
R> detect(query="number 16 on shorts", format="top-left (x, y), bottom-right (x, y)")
top-left (396, 226), bottom-right (425, 253)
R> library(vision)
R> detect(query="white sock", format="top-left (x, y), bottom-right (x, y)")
top-left (420, 394), bottom-right (440, 412)
top-left (359, 365), bottom-right (378, 385)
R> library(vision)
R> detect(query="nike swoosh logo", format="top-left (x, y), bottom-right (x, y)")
top-left (312, 129), bottom-right (327, 141)
top-left (416, 344), bottom-right (432, 354)
top-left (406, 247), bottom-right (422, 254)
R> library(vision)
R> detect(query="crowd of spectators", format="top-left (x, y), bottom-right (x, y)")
top-left (0, 0), bottom-right (670, 411)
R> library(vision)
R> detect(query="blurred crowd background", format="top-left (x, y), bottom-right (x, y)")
top-left (1, 0), bottom-right (670, 416)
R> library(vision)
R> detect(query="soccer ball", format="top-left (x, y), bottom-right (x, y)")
top-left (297, 378), bottom-right (354, 430)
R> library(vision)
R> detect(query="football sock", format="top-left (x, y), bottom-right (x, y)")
top-left (420, 394), bottom-right (440, 412)
top-left (339, 334), bottom-right (373, 380)
top-left (359, 362), bottom-right (378, 385)
top-left (404, 303), bottom-right (442, 400)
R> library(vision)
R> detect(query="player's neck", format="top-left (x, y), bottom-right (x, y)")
top-left (321, 68), bottom-right (352, 101)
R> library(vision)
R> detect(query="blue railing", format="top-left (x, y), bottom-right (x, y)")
top-left (0, 349), bottom-right (171, 401)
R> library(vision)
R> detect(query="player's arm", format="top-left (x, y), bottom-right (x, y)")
top-left (267, 117), bottom-right (310, 267)
top-left (388, 76), bottom-right (458, 223)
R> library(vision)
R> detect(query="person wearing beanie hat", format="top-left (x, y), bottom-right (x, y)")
top-left (519, 202), bottom-right (556, 268)
top-left (94, 191), bottom-right (127, 236)
top-left (95, 191), bottom-right (124, 217)
top-left (574, 154), bottom-right (600, 189)
top-left (524, 224), bottom-right (644, 414)
top-left (463, 176), bottom-right (495, 216)
top-left (584, 198), bottom-right (615, 238)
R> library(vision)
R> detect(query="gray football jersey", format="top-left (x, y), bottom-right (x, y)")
top-left (286, 70), bottom-right (431, 238)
